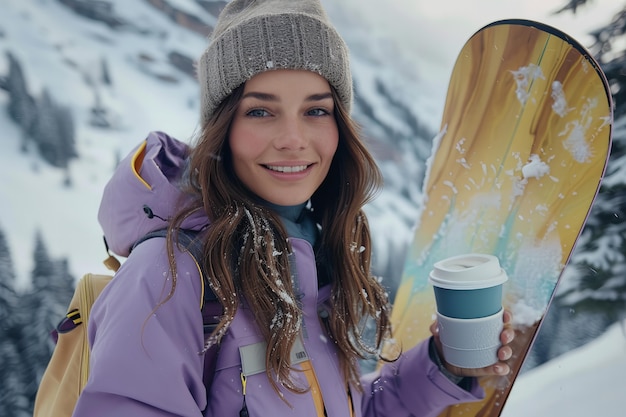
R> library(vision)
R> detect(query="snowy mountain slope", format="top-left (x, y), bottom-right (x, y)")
top-left (2, 0), bottom-right (621, 290)
top-left (0, 0), bottom-right (433, 291)
top-left (501, 320), bottom-right (626, 417)
top-left (0, 0), bottom-right (206, 289)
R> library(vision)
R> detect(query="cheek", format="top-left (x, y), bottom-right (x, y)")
top-left (229, 126), bottom-right (259, 163)
top-left (323, 128), bottom-right (340, 160)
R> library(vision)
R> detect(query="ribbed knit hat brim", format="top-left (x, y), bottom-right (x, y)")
top-left (197, 0), bottom-right (352, 124)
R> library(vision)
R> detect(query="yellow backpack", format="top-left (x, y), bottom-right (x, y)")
top-left (33, 230), bottom-right (222, 417)
top-left (33, 273), bottom-right (111, 416)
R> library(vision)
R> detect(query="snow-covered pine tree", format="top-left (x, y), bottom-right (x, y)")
top-left (4, 52), bottom-right (36, 152)
top-left (32, 89), bottom-right (78, 170)
top-left (17, 231), bottom-right (75, 410)
top-left (101, 56), bottom-right (112, 86)
top-left (0, 226), bottom-right (30, 417)
top-left (0, 225), bottom-right (16, 331)
top-left (554, 1), bottom-right (626, 323)
top-left (527, 2), bottom-right (626, 370)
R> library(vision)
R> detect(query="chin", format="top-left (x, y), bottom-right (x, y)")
top-left (264, 195), bottom-right (310, 206)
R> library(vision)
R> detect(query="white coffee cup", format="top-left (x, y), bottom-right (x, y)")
top-left (429, 254), bottom-right (508, 368)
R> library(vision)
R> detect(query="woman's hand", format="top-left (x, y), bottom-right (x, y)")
top-left (430, 309), bottom-right (515, 378)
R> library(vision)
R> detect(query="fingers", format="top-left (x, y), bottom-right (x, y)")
top-left (498, 345), bottom-right (513, 361)
top-left (501, 309), bottom-right (515, 345)
top-left (443, 359), bottom-right (511, 378)
top-left (483, 310), bottom-right (515, 376)
top-left (503, 308), bottom-right (513, 324)
top-left (492, 362), bottom-right (511, 376)
top-left (457, 345), bottom-right (512, 377)
top-left (500, 326), bottom-right (515, 345)
top-left (429, 321), bottom-right (439, 337)
top-left (430, 309), bottom-right (516, 378)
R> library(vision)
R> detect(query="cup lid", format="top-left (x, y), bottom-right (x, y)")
top-left (429, 253), bottom-right (508, 290)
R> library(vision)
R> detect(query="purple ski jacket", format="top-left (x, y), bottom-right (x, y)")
top-left (72, 131), bottom-right (484, 417)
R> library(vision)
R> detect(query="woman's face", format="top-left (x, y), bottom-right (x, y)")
top-left (229, 69), bottom-right (339, 206)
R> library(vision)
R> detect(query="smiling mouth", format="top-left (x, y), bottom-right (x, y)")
top-left (265, 164), bottom-right (310, 173)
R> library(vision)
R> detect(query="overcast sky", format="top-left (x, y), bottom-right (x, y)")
top-left (336, 0), bottom-right (622, 92)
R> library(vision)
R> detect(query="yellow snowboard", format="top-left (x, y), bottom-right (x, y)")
top-left (385, 19), bottom-right (613, 417)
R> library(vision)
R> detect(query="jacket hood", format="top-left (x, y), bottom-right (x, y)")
top-left (98, 131), bottom-right (208, 257)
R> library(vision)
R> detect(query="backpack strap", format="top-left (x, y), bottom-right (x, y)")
top-left (132, 228), bottom-right (223, 398)
top-left (133, 229), bottom-right (220, 312)
top-left (56, 229), bottom-right (218, 336)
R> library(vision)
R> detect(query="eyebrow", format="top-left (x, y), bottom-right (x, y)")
top-left (241, 91), bottom-right (333, 102)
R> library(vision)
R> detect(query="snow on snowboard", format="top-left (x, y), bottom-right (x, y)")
top-left (384, 19), bottom-right (613, 417)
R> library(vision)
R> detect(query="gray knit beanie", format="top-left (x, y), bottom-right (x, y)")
top-left (197, 0), bottom-right (352, 124)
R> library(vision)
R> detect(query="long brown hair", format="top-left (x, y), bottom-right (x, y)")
top-left (168, 82), bottom-right (393, 394)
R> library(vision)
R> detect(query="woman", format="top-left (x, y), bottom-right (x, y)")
top-left (74, 1), bottom-right (514, 416)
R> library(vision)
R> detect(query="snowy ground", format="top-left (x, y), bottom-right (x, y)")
top-left (501, 320), bottom-right (626, 417)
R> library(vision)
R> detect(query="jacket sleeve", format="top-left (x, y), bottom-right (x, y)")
top-left (360, 338), bottom-right (485, 417)
top-left (72, 238), bottom-right (207, 417)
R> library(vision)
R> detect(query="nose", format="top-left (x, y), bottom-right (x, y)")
top-left (274, 116), bottom-right (308, 150)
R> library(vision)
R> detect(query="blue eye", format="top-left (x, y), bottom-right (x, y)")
top-left (247, 108), bottom-right (270, 117)
top-left (308, 108), bottom-right (330, 116)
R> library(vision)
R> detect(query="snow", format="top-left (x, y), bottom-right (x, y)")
top-left (551, 81), bottom-right (572, 117)
top-left (0, 0), bottom-right (202, 290)
top-left (511, 64), bottom-right (545, 106)
top-left (559, 96), bottom-right (599, 163)
top-left (148, 0), bottom-right (218, 26)
top-left (501, 320), bottom-right (626, 417)
top-left (522, 155), bottom-right (550, 179)
top-left (0, 0), bottom-right (624, 415)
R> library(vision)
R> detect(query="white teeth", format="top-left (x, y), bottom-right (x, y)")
top-left (266, 165), bottom-right (308, 173)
